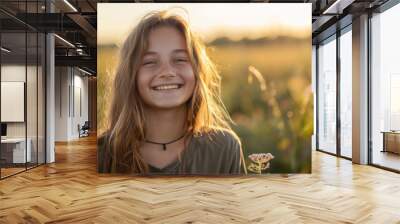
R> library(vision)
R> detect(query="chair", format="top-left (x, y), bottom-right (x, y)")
top-left (78, 121), bottom-right (90, 138)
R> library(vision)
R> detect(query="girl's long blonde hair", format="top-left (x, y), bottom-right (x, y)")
top-left (106, 10), bottom-right (242, 173)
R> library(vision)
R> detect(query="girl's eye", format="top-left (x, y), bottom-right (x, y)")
top-left (143, 60), bottom-right (156, 66)
top-left (175, 58), bottom-right (188, 63)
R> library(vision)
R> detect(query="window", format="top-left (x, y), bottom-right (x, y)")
top-left (317, 35), bottom-right (337, 154)
top-left (371, 2), bottom-right (400, 171)
top-left (339, 27), bottom-right (352, 158)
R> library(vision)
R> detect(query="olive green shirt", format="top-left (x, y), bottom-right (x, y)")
top-left (97, 130), bottom-right (242, 175)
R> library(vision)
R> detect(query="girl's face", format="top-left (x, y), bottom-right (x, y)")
top-left (137, 26), bottom-right (196, 110)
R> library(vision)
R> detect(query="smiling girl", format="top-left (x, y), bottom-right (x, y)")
top-left (98, 10), bottom-right (246, 175)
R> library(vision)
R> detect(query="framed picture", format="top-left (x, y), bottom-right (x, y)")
top-left (97, 3), bottom-right (312, 175)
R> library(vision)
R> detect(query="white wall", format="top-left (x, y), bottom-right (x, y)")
top-left (1, 65), bottom-right (33, 138)
top-left (1, 82), bottom-right (25, 122)
top-left (1, 65), bottom-right (26, 81)
top-left (72, 73), bottom-right (89, 138)
top-left (55, 67), bottom-right (69, 141)
top-left (55, 67), bottom-right (89, 141)
top-left (1, 66), bottom-right (26, 134)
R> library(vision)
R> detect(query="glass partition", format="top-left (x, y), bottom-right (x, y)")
top-left (1, 30), bottom-right (28, 177)
top-left (0, 1), bottom-right (46, 179)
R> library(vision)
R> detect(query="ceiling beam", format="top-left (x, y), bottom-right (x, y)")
top-left (55, 55), bottom-right (96, 72)
top-left (323, 0), bottom-right (356, 14)
top-left (66, 13), bottom-right (97, 46)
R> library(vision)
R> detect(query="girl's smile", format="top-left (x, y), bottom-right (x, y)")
top-left (151, 83), bottom-right (184, 91)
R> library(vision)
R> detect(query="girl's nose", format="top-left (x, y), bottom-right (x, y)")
top-left (160, 62), bottom-right (177, 78)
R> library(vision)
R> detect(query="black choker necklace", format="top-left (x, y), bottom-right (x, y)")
top-left (145, 134), bottom-right (185, 151)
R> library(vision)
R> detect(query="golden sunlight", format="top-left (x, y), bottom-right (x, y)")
top-left (98, 3), bottom-right (311, 46)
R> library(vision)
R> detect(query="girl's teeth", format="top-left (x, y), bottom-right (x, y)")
top-left (154, 85), bottom-right (180, 90)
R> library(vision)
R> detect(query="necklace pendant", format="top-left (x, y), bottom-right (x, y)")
top-left (162, 144), bottom-right (167, 151)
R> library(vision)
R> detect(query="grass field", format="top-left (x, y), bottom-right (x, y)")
top-left (97, 38), bottom-right (312, 173)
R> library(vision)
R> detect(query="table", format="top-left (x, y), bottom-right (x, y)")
top-left (381, 131), bottom-right (400, 154)
top-left (1, 138), bottom-right (32, 163)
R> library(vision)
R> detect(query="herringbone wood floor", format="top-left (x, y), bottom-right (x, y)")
top-left (1, 135), bottom-right (400, 224)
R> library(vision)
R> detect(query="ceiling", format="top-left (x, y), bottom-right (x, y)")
top-left (0, 0), bottom-right (391, 76)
